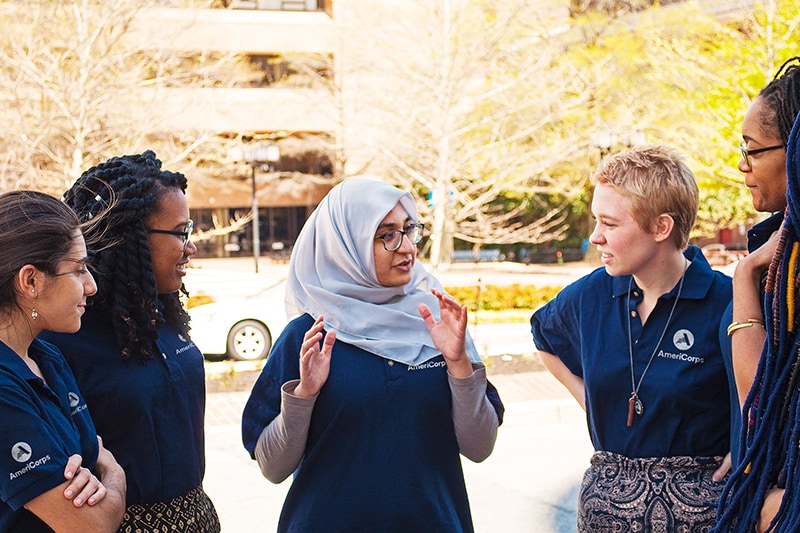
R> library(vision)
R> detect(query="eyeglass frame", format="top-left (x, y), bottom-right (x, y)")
top-left (375, 222), bottom-right (424, 252)
top-left (739, 140), bottom-right (785, 167)
top-left (146, 219), bottom-right (194, 254)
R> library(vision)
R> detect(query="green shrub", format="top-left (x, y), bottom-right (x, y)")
top-left (445, 284), bottom-right (562, 312)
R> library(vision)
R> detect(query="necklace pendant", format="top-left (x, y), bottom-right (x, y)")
top-left (627, 394), bottom-right (635, 427)
top-left (634, 396), bottom-right (644, 416)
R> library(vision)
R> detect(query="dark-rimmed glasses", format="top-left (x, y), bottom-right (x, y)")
top-left (147, 219), bottom-right (194, 254)
top-left (376, 223), bottom-right (424, 252)
top-left (739, 140), bottom-right (785, 167)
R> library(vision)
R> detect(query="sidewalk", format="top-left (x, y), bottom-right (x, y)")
top-left (203, 370), bottom-right (589, 532)
top-left (193, 258), bottom-right (593, 531)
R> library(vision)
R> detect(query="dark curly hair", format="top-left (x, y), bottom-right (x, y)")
top-left (758, 56), bottom-right (800, 145)
top-left (64, 150), bottom-right (190, 363)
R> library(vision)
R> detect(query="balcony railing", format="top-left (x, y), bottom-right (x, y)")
top-left (229, 0), bottom-right (319, 11)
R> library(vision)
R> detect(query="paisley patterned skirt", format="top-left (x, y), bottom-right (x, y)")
top-left (119, 484), bottom-right (220, 533)
top-left (577, 451), bottom-right (725, 533)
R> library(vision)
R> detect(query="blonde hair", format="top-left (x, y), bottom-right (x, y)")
top-left (592, 145), bottom-right (698, 249)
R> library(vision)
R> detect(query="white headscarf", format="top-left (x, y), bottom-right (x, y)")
top-left (285, 178), bottom-right (481, 366)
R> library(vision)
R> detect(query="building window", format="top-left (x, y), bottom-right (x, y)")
top-left (222, 0), bottom-right (320, 11)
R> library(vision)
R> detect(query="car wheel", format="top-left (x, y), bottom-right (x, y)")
top-left (227, 320), bottom-right (272, 361)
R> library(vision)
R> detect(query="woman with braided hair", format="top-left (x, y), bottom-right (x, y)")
top-left (714, 104), bottom-right (800, 531)
top-left (720, 57), bottom-right (800, 469)
top-left (41, 151), bottom-right (220, 532)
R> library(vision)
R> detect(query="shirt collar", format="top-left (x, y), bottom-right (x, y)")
top-left (611, 245), bottom-right (716, 300)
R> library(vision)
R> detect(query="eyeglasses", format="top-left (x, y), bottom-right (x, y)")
top-left (146, 219), bottom-right (194, 254)
top-left (739, 140), bottom-right (785, 167)
top-left (376, 223), bottom-right (424, 252)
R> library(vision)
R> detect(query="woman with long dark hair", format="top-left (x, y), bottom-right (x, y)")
top-left (0, 190), bottom-right (125, 532)
top-left (42, 151), bottom-right (219, 532)
top-left (715, 103), bottom-right (800, 533)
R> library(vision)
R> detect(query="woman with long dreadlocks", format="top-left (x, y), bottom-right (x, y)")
top-left (719, 57), bottom-right (800, 469)
top-left (714, 108), bottom-right (800, 532)
top-left (41, 151), bottom-right (220, 532)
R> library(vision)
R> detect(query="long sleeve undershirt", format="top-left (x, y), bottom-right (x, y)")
top-left (253, 365), bottom-right (499, 483)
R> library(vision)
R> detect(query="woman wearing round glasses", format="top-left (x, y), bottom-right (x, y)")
top-left (41, 151), bottom-right (220, 532)
top-left (242, 178), bottom-right (503, 532)
top-left (714, 58), bottom-right (800, 472)
top-left (713, 59), bottom-right (800, 532)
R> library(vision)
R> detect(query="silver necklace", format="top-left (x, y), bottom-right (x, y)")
top-left (625, 267), bottom-right (686, 427)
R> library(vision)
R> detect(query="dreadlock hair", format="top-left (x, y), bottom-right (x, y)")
top-left (714, 104), bottom-right (800, 532)
top-left (757, 57), bottom-right (800, 145)
top-left (63, 150), bottom-right (191, 363)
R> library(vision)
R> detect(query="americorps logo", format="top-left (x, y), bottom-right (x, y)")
top-left (11, 442), bottom-right (31, 463)
top-left (9, 442), bottom-right (51, 481)
top-left (68, 392), bottom-right (80, 408)
top-left (673, 329), bottom-right (694, 350)
top-left (408, 360), bottom-right (447, 371)
top-left (656, 328), bottom-right (705, 364)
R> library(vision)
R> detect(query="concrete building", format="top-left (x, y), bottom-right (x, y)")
top-left (129, 0), bottom-right (341, 260)
top-left (127, 0), bottom-right (571, 261)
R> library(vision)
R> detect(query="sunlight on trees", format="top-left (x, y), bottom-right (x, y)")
top-left (0, 0), bottom-right (253, 193)
top-left (0, 0), bottom-right (796, 260)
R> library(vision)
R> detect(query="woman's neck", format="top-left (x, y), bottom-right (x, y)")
top-left (633, 251), bottom-right (689, 296)
top-left (632, 251), bottom-right (689, 324)
top-left (0, 313), bottom-right (37, 364)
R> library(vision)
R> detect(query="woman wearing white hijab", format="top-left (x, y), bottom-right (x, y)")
top-left (242, 178), bottom-right (503, 532)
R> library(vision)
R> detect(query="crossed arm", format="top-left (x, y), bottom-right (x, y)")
top-left (25, 438), bottom-right (126, 533)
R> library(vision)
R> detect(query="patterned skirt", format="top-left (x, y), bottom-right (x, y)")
top-left (577, 451), bottom-right (725, 533)
top-left (119, 485), bottom-right (220, 533)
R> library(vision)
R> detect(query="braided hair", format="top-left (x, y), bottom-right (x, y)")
top-left (757, 57), bottom-right (800, 144)
top-left (715, 103), bottom-right (800, 532)
top-left (63, 150), bottom-right (191, 363)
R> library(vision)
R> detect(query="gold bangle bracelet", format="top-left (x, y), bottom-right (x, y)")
top-left (727, 318), bottom-right (765, 337)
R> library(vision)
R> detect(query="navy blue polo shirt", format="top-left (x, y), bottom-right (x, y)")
top-left (531, 246), bottom-right (732, 458)
top-left (719, 211), bottom-right (784, 466)
top-left (0, 339), bottom-right (98, 532)
top-left (242, 313), bottom-right (504, 533)
top-left (41, 309), bottom-right (206, 505)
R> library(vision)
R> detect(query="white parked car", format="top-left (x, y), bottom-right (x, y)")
top-left (189, 280), bottom-right (289, 361)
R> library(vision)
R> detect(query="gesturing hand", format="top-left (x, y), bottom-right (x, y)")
top-left (294, 315), bottom-right (335, 399)
top-left (418, 289), bottom-right (473, 378)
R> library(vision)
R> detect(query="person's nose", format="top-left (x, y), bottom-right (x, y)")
top-left (737, 154), bottom-right (751, 173)
top-left (589, 223), bottom-right (604, 245)
top-left (185, 238), bottom-right (198, 257)
top-left (85, 271), bottom-right (98, 297)
top-left (396, 232), bottom-right (416, 253)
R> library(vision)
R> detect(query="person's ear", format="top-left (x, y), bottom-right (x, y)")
top-left (16, 264), bottom-right (40, 296)
top-left (652, 214), bottom-right (675, 243)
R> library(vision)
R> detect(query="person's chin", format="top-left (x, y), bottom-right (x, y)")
top-left (157, 280), bottom-right (183, 294)
top-left (603, 264), bottom-right (624, 277)
top-left (384, 272), bottom-right (413, 287)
